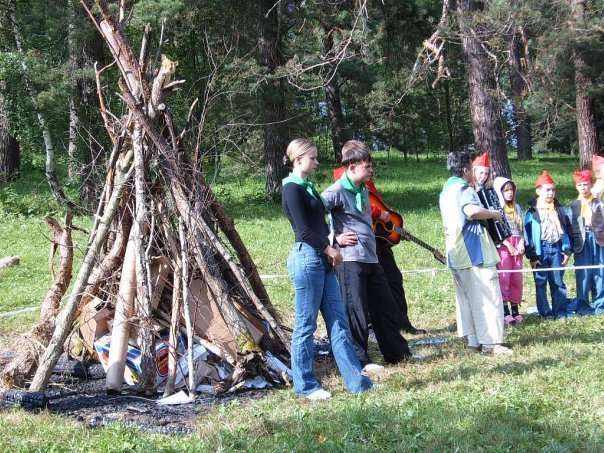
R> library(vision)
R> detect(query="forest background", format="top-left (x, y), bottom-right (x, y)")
top-left (1, 0), bottom-right (603, 201)
top-left (0, 1), bottom-right (603, 450)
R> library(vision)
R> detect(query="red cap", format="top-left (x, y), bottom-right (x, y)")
top-left (535, 170), bottom-right (555, 187)
top-left (592, 155), bottom-right (604, 172)
top-left (472, 153), bottom-right (491, 167)
top-left (573, 169), bottom-right (593, 184)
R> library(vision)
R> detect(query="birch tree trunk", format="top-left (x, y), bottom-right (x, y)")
top-left (9, 9), bottom-right (74, 208)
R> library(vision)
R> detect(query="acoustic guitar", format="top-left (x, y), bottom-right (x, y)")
top-left (368, 191), bottom-right (446, 265)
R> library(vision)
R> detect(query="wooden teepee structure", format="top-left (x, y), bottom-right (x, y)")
top-left (1, 0), bottom-right (289, 397)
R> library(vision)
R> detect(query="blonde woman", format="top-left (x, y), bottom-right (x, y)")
top-left (282, 138), bottom-right (372, 400)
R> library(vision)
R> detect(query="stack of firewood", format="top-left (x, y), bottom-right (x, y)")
top-left (0, 0), bottom-right (290, 398)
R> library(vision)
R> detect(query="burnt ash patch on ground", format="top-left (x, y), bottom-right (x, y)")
top-left (0, 338), bottom-right (335, 435)
top-left (1, 368), bottom-right (271, 435)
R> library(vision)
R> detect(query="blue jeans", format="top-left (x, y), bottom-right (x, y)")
top-left (571, 230), bottom-right (600, 315)
top-left (533, 241), bottom-right (568, 318)
top-left (287, 242), bottom-right (372, 396)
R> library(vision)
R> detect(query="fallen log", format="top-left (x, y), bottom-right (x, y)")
top-left (0, 255), bottom-right (19, 269)
top-left (0, 214), bottom-right (74, 388)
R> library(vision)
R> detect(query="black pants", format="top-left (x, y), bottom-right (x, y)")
top-left (376, 241), bottom-right (413, 330)
top-left (336, 261), bottom-right (411, 365)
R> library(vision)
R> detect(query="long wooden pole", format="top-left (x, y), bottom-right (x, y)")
top-left (29, 153), bottom-right (134, 392)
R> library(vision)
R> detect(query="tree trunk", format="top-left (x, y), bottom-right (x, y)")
top-left (572, 0), bottom-right (600, 169)
top-left (506, 30), bottom-right (532, 161)
top-left (443, 79), bottom-right (454, 153)
top-left (9, 9), bottom-right (74, 208)
top-left (68, 0), bottom-right (107, 209)
top-left (322, 26), bottom-right (348, 163)
top-left (456, 0), bottom-right (511, 178)
top-left (257, 0), bottom-right (289, 201)
top-left (0, 93), bottom-right (20, 183)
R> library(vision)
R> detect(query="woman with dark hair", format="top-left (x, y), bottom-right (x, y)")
top-left (282, 138), bottom-right (372, 400)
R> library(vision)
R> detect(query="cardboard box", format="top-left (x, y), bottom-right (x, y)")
top-left (78, 299), bottom-right (112, 354)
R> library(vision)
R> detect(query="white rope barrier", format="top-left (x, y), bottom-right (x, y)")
top-left (261, 264), bottom-right (604, 279)
top-left (0, 306), bottom-right (39, 319)
top-left (400, 263), bottom-right (604, 275)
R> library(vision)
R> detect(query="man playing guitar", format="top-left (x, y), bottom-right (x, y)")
top-left (334, 140), bottom-right (427, 335)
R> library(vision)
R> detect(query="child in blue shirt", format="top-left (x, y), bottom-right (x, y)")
top-left (524, 171), bottom-right (572, 319)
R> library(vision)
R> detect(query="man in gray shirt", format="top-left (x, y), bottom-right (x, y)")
top-left (322, 147), bottom-right (412, 367)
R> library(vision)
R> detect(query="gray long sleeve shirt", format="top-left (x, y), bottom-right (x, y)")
top-left (321, 181), bottom-right (378, 263)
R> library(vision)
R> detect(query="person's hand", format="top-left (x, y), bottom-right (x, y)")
top-left (530, 259), bottom-right (541, 269)
top-left (378, 211), bottom-right (391, 223)
top-left (324, 246), bottom-right (343, 267)
top-left (562, 253), bottom-right (570, 266)
top-left (516, 241), bottom-right (525, 255)
top-left (336, 232), bottom-right (358, 247)
top-left (491, 209), bottom-right (502, 222)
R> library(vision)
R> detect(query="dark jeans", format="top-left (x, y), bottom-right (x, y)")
top-left (376, 241), bottom-right (413, 330)
top-left (533, 241), bottom-right (568, 318)
top-left (336, 261), bottom-right (411, 365)
top-left (571, 230), bottom-right (601, 315)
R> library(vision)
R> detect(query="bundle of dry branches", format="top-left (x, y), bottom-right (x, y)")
top-left (1, 0), bottom-right (290, 398)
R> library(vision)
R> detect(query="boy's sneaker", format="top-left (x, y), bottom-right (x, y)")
top-left (504, 315), bottom-right (517, 326)
top-left (513, 314), bottom-right (524, 323)
top-left (305, 389), bottom-right (332, 400)
top-left (481, 345), bottom-right (514, 356)
top-left (362, 363), bottom-right (385, 373)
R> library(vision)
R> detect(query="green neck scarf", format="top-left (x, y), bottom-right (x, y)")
top-left (282, 173), bottom-right (325, 207)
top-left (339, 172), bottom-right (367, 213)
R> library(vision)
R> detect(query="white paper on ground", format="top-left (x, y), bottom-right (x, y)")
top-left (228, 375), bottom-right (272, 392)
top-left (157, 390), bottom-right (194, 405)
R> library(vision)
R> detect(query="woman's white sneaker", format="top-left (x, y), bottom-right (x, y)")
top-left (305, 389), bottom-right (332, 400)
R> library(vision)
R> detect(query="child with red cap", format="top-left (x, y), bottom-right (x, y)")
top-left (568, 170), bottom-right (600, 315)
top-left (472, 153), bottom-right (492, 190)
top-left (524, 171), bottom-right (572, 319)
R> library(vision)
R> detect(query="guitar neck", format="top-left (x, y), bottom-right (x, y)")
top-left (391, 225), bottom-right (439, 255)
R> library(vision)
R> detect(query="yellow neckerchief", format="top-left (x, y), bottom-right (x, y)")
top-left (503, 202), bottom-right (522, 232)
top-left (536, 198), bottom-right (563, 242)
top-left (578, 193), bottom-right (595, 226)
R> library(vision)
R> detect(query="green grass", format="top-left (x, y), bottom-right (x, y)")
top-left (0, 152), bottom-right (603, 451)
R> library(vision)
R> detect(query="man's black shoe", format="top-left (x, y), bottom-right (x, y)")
top-left (403, 327), bottom-right (427, 335)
